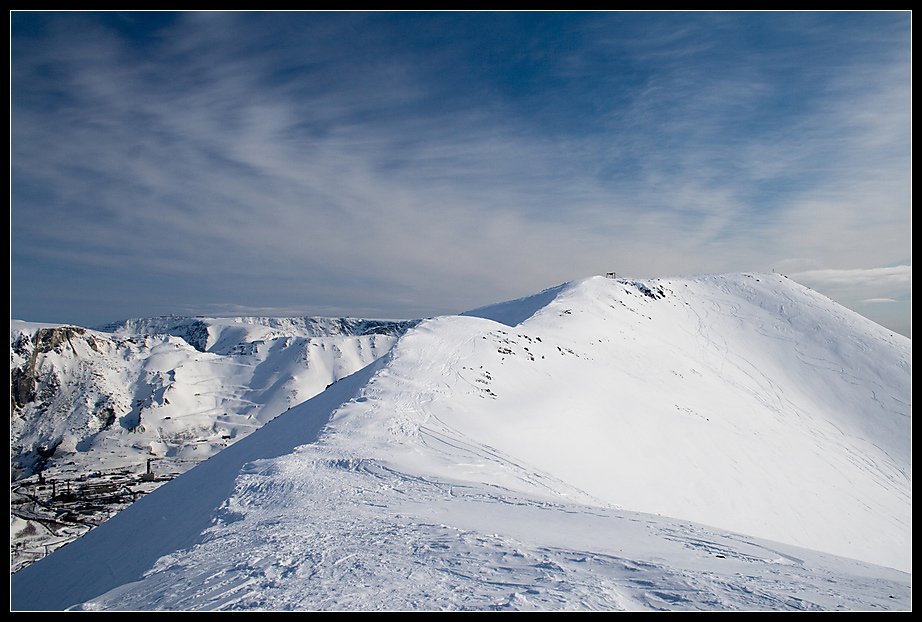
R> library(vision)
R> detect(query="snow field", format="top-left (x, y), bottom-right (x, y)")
top-left (11, 273), bottom-right (911, 610)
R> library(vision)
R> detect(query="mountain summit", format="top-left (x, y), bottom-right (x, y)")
top-left (11, 274), bottom-right (911, 611)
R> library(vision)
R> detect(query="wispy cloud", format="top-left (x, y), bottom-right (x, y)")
top-left (789, 265), bottom-right (911, 337)
top-left (790, 265), bottom-right (911, 289)
top-left (11, 12), bottom-right (911, 336)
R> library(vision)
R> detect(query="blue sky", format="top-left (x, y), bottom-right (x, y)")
top-left (10, 11), bottom-right (911, 337)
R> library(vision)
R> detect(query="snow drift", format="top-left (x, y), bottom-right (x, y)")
top-left (10, 273), bottom-right (911, 611)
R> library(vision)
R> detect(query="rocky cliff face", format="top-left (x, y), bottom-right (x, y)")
top-left (12, 326), bottom-right (94, 411)
top-left (11, 326), bottom-right (129, 475)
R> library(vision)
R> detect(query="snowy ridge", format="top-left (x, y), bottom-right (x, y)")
top-left (10, 273), bottom-right (912, 611)
top-left (319, 274), bottom-right (911, 572)
top-left (97, 316), bottom-right (417, 354)
top-left (10, 315), bottom-right (417, 572)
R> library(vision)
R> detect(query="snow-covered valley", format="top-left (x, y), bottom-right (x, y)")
top-left (10, 273), bottom-right (912, 610)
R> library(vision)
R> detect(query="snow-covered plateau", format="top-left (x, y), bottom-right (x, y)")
top-left (10, 273), bottom-right (912, 611)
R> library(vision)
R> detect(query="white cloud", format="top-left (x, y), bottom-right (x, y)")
top-left (788, 265), bottom-right (911, 338)
top-left (11, 12), bottom-right (912, 332)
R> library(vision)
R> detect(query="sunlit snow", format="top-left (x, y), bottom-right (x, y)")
top-left (10, 274), bottom-right (911, 611)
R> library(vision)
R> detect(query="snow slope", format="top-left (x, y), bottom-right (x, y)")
top-left (11, 315), bottom-right (417, 478)
top-left (10, 315), bottom-right (416, 572)
top-left (10, 274), bottom-right (911, 611)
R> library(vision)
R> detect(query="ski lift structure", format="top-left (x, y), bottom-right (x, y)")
top-left (605, 271), bottom-right (619, 280)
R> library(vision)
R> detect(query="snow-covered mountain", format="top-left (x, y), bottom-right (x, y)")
top-left (10, 274), bottom-right (912, 611)
top-left (10, 315), bottom-right (417, 571)
top-left (11, 315), bottom-right (418, 478)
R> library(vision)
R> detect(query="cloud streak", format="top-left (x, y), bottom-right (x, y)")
top-left (11, 12), bottom-right (911, 336)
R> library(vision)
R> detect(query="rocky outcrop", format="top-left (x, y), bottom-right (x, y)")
top-left (11, 327), bottom-right (97, 414)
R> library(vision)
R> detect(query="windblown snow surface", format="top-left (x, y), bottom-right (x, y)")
top-left (10, 274), bottom-right (911, 611)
